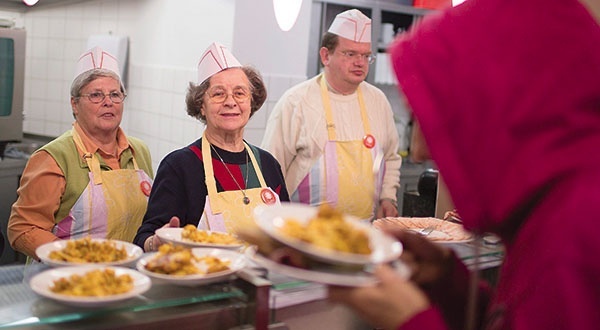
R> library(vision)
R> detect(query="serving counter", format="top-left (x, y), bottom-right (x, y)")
top-left (0, 239), bottom-right (503, 330)
top-left (0, 263), bottom-right (273, 330)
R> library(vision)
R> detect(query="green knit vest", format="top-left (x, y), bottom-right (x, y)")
top-left (41, 130), bottom-right (153, 223)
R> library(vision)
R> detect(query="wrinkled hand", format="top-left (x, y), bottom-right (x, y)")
top-left (146, 216), bottom-right (180, 251)
top-left (328, 264), bottom-right (429, 329)
top-left (377, 199), bottom-right (399, 218)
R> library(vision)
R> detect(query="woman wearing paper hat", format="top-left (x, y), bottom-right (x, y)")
top-left (7, 46), bottom-right (154, 260)
top-left (329, 0), bottom-right (600, 329)
top-left (133, 42), bottom-right (289, 252)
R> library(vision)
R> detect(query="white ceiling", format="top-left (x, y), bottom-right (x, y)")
top-left (0, 0), bottom-right (93, 12)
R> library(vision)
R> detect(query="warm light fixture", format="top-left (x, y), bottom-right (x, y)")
top-left (273, 0), bottom-right (303, 32)
top-left (22, 0), bottom-right (39, 6)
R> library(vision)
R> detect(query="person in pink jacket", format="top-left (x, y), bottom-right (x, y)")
top-left (328, 0), bottom-right (600, 329)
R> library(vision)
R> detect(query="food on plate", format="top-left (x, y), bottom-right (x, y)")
top-left (50, 268), bottom-right (133, 296)
top-left (48, 237), bottom-right (128, 263)
top-left (144, 243), bottom-right (230, 276)
top-left (181, 224), bottom-right (243, 245)
top-left (197, 255), bottom-right (231, 273)
top-left (279, 204), bottom-right (371, 255)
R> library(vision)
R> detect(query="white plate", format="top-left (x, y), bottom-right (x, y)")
top-left (36, 239), bottom-right (144, 267)
top-left (247, 248), bottom-right (411, 287)
top-left (253, 203), bottom-right (403, 265)
top-left (373, 217), bottom-right (474, 244)
top-left (155, 227), bottom-right (244, 250)
top-left (29, 266), bottom-right (151, 307)
top-left (136, 248), bottom-right (247, 286)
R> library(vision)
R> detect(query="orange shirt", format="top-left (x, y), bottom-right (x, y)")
top-left (7, 123), bottom-right (130, 259)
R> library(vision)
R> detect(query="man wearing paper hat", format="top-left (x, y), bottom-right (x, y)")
top-left (8, 46), bottom-right (154, 260)
top-left (262, 9), bottom-right (401, 220)
top-left (133, 42), bottom-right (289, 252)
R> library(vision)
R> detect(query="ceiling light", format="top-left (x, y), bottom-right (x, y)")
top-left (273, 0), bottom-right (303, 32)
top-left (23, 0), bottom-right (39, 6)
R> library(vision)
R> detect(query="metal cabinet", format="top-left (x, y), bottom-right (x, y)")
top-left (0, 158), bottom-right (26, 265)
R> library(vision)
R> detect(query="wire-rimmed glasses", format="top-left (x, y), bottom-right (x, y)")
top-left (79, 91), bottom-right (126, 104)
top-left (338, 50), bottom-right (376, 64)
top-left (207, 86), bottom-right (252, 104)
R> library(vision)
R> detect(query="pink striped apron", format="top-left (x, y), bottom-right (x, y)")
top-left (52, 129), bottom-right (152, 242)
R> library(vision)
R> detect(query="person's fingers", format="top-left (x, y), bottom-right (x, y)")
top-left (387, 228), bottom-right (447, 260)
top-left (169, 216), bottom-right (180, 227)
top-left (268, 246), bottom-right (309, 268)
top-left (329, 265), bottom-right (430, 329)
top-left (379, 228), bottom-right (453, 286)
top-left (153, 233), bottom-right (163, 247)
top-left (374, 263), bottom-right (403, 283)
top-left (328, 283), bottom-right (374, 306)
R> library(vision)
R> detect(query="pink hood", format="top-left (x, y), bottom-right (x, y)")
top-left (390, 0), bottom-right (600, 236)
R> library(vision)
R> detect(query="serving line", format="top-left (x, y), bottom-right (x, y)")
top-left (0, 260), bottom-right (273, 329)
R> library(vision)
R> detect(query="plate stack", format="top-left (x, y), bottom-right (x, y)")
top-left (245, 203), bottom-right (407, 287)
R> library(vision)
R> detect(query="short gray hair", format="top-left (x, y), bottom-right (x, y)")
top-left (70, 69), bottom-right (125, 98)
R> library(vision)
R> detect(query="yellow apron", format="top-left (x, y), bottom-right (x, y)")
top-left (290, 74), bottom-right (384, 220)
top-left (52, 129), bottom-right (152, 242)
top-left (199, 135), bottom-right (279, 233)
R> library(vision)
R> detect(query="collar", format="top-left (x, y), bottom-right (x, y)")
top-left (73, 122), bottom-right (131, 158)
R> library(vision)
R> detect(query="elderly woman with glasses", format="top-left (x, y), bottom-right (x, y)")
top-left (133, 42), bottom-right (289, 252)
top-left (8, 47), bottom-right (154, 260)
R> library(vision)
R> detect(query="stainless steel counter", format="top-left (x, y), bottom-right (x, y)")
top-left (0, 263), bottom-right (272, 330)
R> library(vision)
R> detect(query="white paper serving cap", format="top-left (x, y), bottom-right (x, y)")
top-left (327, 9), bottom-right (372, 43)
top-left (197, 42), bottom-right (242, 84)
top-left (74, 46), bottom-right (121, 79)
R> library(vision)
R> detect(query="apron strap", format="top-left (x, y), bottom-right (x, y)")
top-left (72, 128), bottom-right (141, 185)
top-left (246, 144), bottom-right (268, 187)
top-left (319, 73), bottom-right (371, 141)
top-left (201, 133), bottom-right (269, 196)
top-left (72, 128), bottom-right (103, 185)
top-left (202, 136), bottom-right (219, 197)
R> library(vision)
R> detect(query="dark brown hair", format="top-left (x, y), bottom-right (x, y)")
top-left (321, 32), bottom-right (340, 52)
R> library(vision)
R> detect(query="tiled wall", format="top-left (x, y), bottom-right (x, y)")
top-left (18, 0), bottom-right (251, 171)
top-left (16, 0), bottom-right (410, 172)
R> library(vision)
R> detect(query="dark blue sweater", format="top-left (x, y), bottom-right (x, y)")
top-left (133, 138), bottom-right (289, 248)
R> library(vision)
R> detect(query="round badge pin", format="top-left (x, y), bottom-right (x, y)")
top-left (140, 181), bottom-right (152, 197)
top-left (363, 134), bottom-right (375, 149)
top-left (260, 189), bottom-right (277, 205)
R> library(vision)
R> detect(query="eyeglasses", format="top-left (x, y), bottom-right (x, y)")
top-left (207, 86), bottom-right (251, 104)
top-left (338, 50), bottom-right (376, 64)
top-left (79, 91), bottom-right (126, 104)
